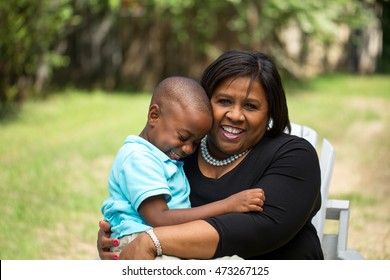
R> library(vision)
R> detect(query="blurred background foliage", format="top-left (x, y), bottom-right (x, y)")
top-left (1, 0), bottom-right (389, 260)
top-left (1, 0), bottom-right (388, 117)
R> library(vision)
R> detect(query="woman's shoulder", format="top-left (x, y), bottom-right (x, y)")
top-left (248, 133), bottom-right (320, 176)
top-left (253, 133), bottom-right (318, 158)
top-left (261, 132), bottom-right (314, 148)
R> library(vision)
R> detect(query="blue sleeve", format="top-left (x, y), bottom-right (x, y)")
top-left (117, 151), bottom-right (172, 210)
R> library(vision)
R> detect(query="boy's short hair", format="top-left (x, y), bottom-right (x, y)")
top-left (151, 76), bottom-right (211, 116)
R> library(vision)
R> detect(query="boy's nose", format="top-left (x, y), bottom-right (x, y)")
top-left (182, 144), bottom-right (195, 156)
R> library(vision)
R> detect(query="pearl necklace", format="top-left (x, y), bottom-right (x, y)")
top-left (200, 135), bottom-right (248, 167)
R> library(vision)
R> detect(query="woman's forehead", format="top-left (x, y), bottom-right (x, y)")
top-left (214, 77), bottom-right (265, 98)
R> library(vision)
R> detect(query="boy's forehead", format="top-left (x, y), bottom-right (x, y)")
top-left (171, 106), bottom-right (211, 130)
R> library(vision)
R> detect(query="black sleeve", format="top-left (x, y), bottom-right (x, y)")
top-left (205, 138), bottom-right (321, 258)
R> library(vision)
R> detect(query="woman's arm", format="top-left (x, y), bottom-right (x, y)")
top-left (97, 220), bottom-right (219, 260)
top-left (119, 220), bottom-right (219, 259)
top-left (139, 188), bottom-right (265, 227)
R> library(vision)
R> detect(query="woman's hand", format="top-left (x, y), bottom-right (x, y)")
top-left (119, 232), bottom-right (157, 260)
top-left (97, 220), bottom-right (120, 260)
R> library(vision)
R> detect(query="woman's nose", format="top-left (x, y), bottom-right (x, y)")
top-left (226, 106), bottom-right (244, 122)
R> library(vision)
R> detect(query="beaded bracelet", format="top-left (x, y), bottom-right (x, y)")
top-left (145, 228), bottom-right (163, 256)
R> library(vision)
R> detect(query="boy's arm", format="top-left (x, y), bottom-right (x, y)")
top-left (138, 188), bottom-right (265, 227)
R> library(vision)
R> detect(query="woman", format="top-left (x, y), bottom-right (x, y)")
top-left (97, 50), bottom-right (323, 260)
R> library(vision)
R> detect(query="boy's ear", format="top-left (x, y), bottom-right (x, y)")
top-left (148, 104), bottom-right (160, 126)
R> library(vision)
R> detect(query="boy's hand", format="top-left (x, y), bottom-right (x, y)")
top-left (225, 188), bottom-right (265, 213)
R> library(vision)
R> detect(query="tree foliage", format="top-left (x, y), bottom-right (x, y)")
top-left (0, 0), bottom-right (73, 115)
top-left (0, 0), bottom-right (381, 117)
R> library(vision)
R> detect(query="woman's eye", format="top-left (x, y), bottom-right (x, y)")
top-left (245, 103), bottom-right (257, 110)
top-left (219, 99), bottom-right (231, 105)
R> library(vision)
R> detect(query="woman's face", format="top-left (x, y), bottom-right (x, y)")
top-left (208, 76), bottom-right (269, 158)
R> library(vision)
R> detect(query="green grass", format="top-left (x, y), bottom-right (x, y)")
top-left (285, 73), bottom-right (390, 97)
top-left (1, 75), bottom-right (389, 259)
top-left (287, 76), bottom-right (390, 141)
top-left (0, 91), bottom-right (150, 259)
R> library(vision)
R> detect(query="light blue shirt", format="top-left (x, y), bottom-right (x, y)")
top-left (101, 135), bottom-right (191, 239)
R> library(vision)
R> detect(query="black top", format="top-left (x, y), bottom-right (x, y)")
top-left (183, 133), bottom-right (324, 259)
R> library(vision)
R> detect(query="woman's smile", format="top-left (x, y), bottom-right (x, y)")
top-left (220, 125), bottom-right (246, 140)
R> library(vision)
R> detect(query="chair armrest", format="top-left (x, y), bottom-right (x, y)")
top-left (326, 199), bottom-right (349, 220)
top-left (326, 199), bottom-right (349, 252)
top-left (325, 199), bottom-right (365, 259)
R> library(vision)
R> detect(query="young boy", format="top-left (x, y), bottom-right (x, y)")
top-left (101, 76), bottom-right (265, 256)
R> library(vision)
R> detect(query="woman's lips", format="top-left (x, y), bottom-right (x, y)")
top-left (221, 125), bottom-right (245, 140)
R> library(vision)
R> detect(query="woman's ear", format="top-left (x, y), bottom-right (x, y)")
top-left (147, 104), bottom-right (160, 126)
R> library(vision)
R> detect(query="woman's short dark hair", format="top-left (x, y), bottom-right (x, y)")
top-left (200, 50), bottom-right (291, 136)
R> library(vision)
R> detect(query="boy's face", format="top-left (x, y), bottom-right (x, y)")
top-left (148, 104), bottom-right (212, 161)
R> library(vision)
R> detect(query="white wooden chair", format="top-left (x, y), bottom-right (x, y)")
top-left (290, 123), bottom-right (319, 148)
top-left (289, 123), bottom-right (364, 260)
